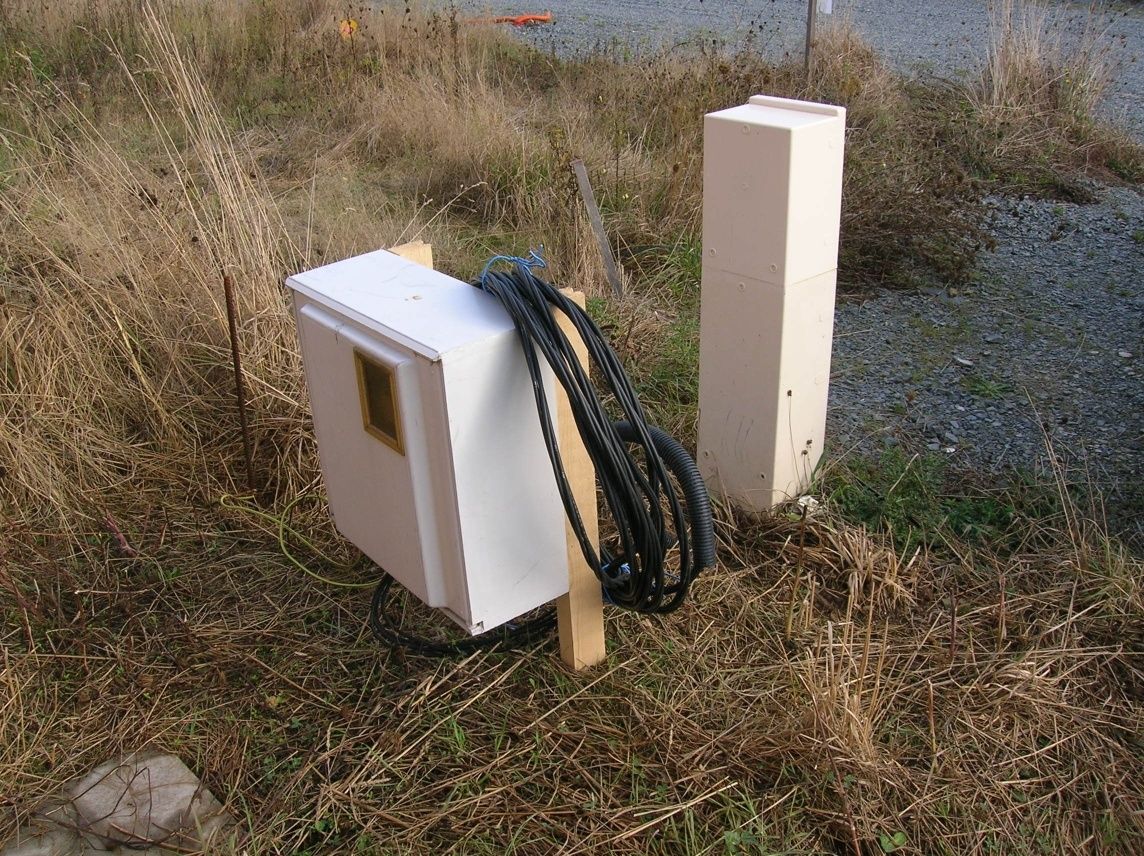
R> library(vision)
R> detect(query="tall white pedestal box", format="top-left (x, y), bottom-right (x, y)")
top-left (698, 95), bottom-right (846, 510)
top-left (287, 250), bottom-right (569, 634)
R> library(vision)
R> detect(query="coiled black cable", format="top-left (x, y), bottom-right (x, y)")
top-left (474, 254), bottom-right (714, 613)
top-left (613, 421), bottom-right (715, 576)
top-left (368, 253), bottom-right (715, 653)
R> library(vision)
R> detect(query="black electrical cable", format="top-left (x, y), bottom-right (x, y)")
top-left (475, 255), bottom-right (714, 611)
top-left (368, 253), bottom-right (715, 654)
top-left (613, 421), bottom-right (715, 576)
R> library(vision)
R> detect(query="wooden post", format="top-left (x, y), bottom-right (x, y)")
top-left (804, 0), bottom-right (817, 74)
top-left (554, 289), bottom-right (606, 669)
top-left (570, 159), bottom-right (624, 299)
top-left (388, 240), bottom-right (434, 268)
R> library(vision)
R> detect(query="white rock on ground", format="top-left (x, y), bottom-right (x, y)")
top-left (1, 754), bottom-right (232, 856)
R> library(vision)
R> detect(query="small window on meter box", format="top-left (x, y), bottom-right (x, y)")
top-left (355, 349), bottom-right (403, 454)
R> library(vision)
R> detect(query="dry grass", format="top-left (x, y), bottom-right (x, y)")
top-left (968, 0), bottom-right (1143, 195)
top-left (1, 1), bottom-right (1142, 853)
top-left (0, 6), bottom-right (308, 535)
top-left (2, 493), bottom-right (1140, 853)
top-left (982, 0), bottom-right (1115, 119)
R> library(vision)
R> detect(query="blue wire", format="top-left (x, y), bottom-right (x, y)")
top-left (477, 247), bottom-right (547, 289)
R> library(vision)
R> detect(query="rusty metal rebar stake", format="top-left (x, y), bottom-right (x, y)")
top-left (222, 272), bottom-right (256, 494)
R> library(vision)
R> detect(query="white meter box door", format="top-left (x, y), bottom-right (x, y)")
top-left (296, 303), bottom-right (446, 609)
top-left (287, 250), bottom-right (571, 635)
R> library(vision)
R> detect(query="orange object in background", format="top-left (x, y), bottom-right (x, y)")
top-left (466, 11), bottom-right (554, 27)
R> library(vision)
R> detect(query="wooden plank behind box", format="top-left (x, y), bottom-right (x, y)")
top-left (388, 240), bottom-right (434, 269)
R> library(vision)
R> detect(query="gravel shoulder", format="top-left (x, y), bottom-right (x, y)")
top-left (826, 182), bottom-right (1144, 543)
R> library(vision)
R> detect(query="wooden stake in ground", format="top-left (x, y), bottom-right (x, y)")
top-left (222, 272), bottom-right (256, 494)
top-left (804, 0), bottom-right (818, 73)
top-left (570, 159), bottom-right (624, 299)
top-left (554, 289), bottom-right (606, 669)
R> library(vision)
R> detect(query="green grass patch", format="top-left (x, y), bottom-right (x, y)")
top-left (823, 448), bottom-right (1036, 553)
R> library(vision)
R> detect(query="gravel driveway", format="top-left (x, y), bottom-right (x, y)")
top-left (827, 185), bottom-right (1143, 544)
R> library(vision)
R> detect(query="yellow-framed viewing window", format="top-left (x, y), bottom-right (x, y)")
top-left (354, 349), bottom-right (404, 455)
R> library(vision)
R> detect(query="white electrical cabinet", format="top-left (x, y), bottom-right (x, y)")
top-left (286, 250), bottom-right (570, 634)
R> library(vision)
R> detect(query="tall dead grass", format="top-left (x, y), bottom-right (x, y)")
top-left (971, 0), bottom-right (1141, 190)
top-left (0, 5), bottom-right (311, 533)
top-left (2, 487), bottom-right (1139, 853)
top-left (982, 0), bottom-right (1115, 119)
